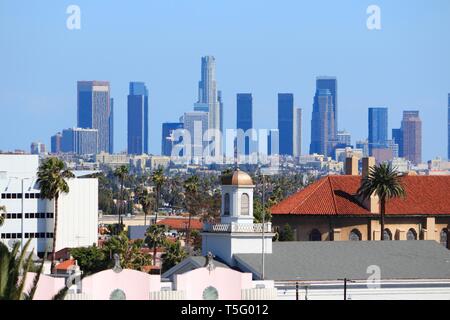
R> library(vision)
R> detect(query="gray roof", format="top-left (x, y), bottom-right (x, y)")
top-left (234, 241), bottom-right (450, 281)
top-left (162, 255), bottom-right (229, 280)
top-left (127, 225), bottom-right (149, 240)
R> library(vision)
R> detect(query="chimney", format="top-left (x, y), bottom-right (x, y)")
top-left (345, 156), bottom-right (359, 175)
top-left (362, 157), bottom-right (375, 177)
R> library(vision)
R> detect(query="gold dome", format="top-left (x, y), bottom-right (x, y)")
top-left (221, 168), bottom-right (254, 186)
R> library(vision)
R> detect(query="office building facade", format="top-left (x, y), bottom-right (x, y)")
top-left (61, 128), bottom-right (98, 155)
top-left (293, 108), bottom-right (302, 157)
top-left (278, 93), bottom-right (294, 156)
top-left (162, 122), bottom-right (184, 157)
top-left (182, 111), bottom-right (209, 163)
top-left (368, 107), bottom-right (388, 154)
top-left (236, 93), bottom-right (253, 155)
top-left (310, 89), bottom-right (335, 157)
top-left (402, 111), bottom-right (422, 165)
top-left (127, 82), bottom-right (149, 155)
top-left (51, 133), bottom-right (62, 154)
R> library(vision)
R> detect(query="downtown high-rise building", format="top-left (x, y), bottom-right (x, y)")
top-left (278, 93), bottom-right (294, 156)
top-left (77, 81), bottom-right (113, 154)
top-left (401, 111), bottom-right (422, 165)
top-left (236, 93), bottom-right (253, 155)
top-left (368, 107), bottom-right (388, 155)
top-left (127, 82), bottom-right (149, 155)
top-left (161, 122), bottom-right (184, 157)
top-left (316, 76), bottom-right (338, 137)
top-left (182, 111), bottom-right (209, 163)
top-left (310, 89), bottom-right (335, 157)
top-left (197, 56), bottom-right (221, 135)
top-left (51, 132), bottom-right (62, 154)
top-left (293, 108), bottom-right (302, 157)
top-left (448, 94), bottom-right (450, 159)
top-left (392, 128), bottom-right (403, 157)
top-left (61, 128), bottom-right (98, 155)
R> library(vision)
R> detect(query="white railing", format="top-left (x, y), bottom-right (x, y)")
top-left (204, 222), bottom-right (272, 233)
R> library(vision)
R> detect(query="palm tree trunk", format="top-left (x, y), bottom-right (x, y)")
top-left (380, 197), bottom-right (386, 240)
top-left (119, 177), bottom-right (123, 233)
top-left (50, 194), bottom-right (59, 273)
top-left (186, 211), bottom-right (192, 253)
top-left (153, 246), bottom-right (157, 266)
top-left (154, 186), bottom-right (160, 224)
top-left (144, 210), bottom-right (147, 226)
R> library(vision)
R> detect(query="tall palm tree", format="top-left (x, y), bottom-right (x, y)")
top-left (357, 163), bottom-right (406, 240)
top-left (136, 188), bottom-right (154, 226)
top-left (145, 224), bottom-right (168, 266)
top-left (0, 205), bottom-right (5, 226)
top-left (151, 167), bottom-right (165, 224)
top-left (37, 157), bottom-right (74, 272)
top-left (183, 175), bottom-right (200, 250)
top-left (114, 165), bottom-right (129, 231)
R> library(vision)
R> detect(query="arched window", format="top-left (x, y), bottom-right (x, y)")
top-left (309, 229), bottom-right (321, 241)
top-left (223, 193), bottom-right (230, 216)
top-left (407, 228), bottom-right (417, 240)
top-left (440, 229), bottom-right (449, 249)
top-left (383, 228), bottom-right (392, 240)
top-left (349, 229), bottom-right (362, 241)
top-left (241, 193), bottom-right (249, 215)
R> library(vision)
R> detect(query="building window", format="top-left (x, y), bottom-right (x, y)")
top-left (383, 228), bottom-right (392, 240)
top-left (224, 193), bottom-right (230, 216)
top-left (241, 193), bottom-right (249, 216)
top-left (109, 289), bottom-right (126, 300)
top-left (440, 229), bottom-right (449, 249)
top-left (349, 229), bottom-right (362, 241)
top-left (407, 228), bottom-right (417, 240)
top-left (309, 229), bottom-right (321, 241)
top-left (202, 286), bottom-right (219, 300)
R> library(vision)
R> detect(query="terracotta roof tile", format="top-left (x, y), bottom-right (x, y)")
top-left (156, 218), bottom-right (203, 230)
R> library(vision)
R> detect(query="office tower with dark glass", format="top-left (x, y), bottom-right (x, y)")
top-left (162, 122), bottom-right (184, 157)
top-left (61, 128), bottom-right (98, 155)
top-left (278, 93), bottom-right (294, 156)
top-left (51, 132), bottom-right (62, 154)
top-left (236, 93), bottom-right (253, 155)
top-left (77, 81), bottom-right (113, 153)
top-left (392, 128), bottom-right (403, 157)
top-left (109, 98), bottom-right (114, 153)
top-left (448, 94), bottom-right (450, 159)
top-left (310, 89), bottom-right (335, 157)
top-left (316, 76), bottom-right (338, 137)
top-left (401, 111), bottom-right (422, 165)
top-left (368, 107), bottom-right (388, 154)
top-left (127, 82), bottom-right (149, 155)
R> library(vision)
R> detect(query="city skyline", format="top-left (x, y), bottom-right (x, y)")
top-left (1, 1), bottom-right (450, 161)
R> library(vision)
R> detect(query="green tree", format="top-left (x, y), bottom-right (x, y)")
top-left (37, 157), bottom-right (74, 272)
top-left (253, 199), bottom-right (271, 223)
top-left (114, 165), bottom-right (129, 231)
top-left (0, 205), bottom-right (5, 226)
top-left (357, 163), bottom-right (406, 240)
top-left (145, 224), bottom-right (168, 266)
top-left (279, 224), bottom-right (294, 241)
top-left (70, 246), bottom-right (108, 275)
top-left (151, 167), bottom-right (165, 224)
top-left (162, 240), bottom-right (187, 272)
top-left (183, 175), bottom-right (200, 249)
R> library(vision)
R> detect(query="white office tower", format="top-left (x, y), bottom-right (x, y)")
top-left (293, 108), bottom-right (302, 157)
top-left (201, 169), bottom-right (274, 266)
top-left (197, 56), bottom-right (222, 156)
top-left (0, 154), bottom-right (98, 255)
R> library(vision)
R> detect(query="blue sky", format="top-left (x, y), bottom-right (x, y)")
top-left (0, 0), bottom-right (449, 160)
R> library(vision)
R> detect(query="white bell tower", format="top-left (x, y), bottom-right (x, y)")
top-left (201, 169), bottom-right (274, 267)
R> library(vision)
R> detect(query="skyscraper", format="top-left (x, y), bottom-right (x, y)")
top-left (162, 122), bottom-right (183, 157)
top-left (368, 107), bottom-right (388, 155)
top-left (61, 128), bottom-right (98, 155)
top-left (392, 128), bottom-right (403, 157)
top-left (127, 82), bottom-right (149, 155)
top-left (218, 90), bottom-right (224, 134)
top-left (236, 93), bottom-right (253, 155)
top-left (316, 76), bottom-right (338, 137)
top-left (30, 142), bottom-right (45, 155)
top-left (401, 111), bottom-right (422, 165)
top-left (51, 132), bottom-right (62, 154)
top-left (336, 130), bottom-right (351, 147)
top-left (448, 94), bottom-right (450, 159)
top-left (198, 56), bottom-right (220, 133)
top-left (310, 89), bottom-right (334, 157)
top-left (293, 108), bottom-right (302, 157)
top-left (182, 111), bottom-right (209, 163)
top-left (77, 81), bottom-right (113, 153)
top-left (110, 98), bottom-right (114, 154)
top-left (278, 93), bottom-right (294, 156)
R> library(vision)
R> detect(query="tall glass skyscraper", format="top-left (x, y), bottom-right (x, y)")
top-left (198, 56), bottom-right (221, 133)
top-left (392, 128), bottom-right (403, 157)
top-left (127, 82), bottom-right (149, 155)
top-left (401, 110), bottom-right (422, 165)
top-left (61, 128), bottom-right (98, 155)
top-left (316, 76), bottom-right (338, 138)
top-left (236, 93), bottom-right (253, 155)
top-left (278, 93), bottom-right (294, 156)
top-left (310, 89), bottom-right (334, 157)
top-left (448, 94), bottom-right (450, 159)
top-left (293, 108), bottom-right (302, 157)
top-left (183, 111), bottom-right (209, 163)
top-left (77, 81), bottom-right (113, 153)
top-left (368, 107), bottom-right (388, 155)
top-left (161, 122), bottom-right (183, 157)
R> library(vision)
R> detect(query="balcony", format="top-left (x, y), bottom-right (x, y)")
top-left (203, 222), bottom-right (272, 233)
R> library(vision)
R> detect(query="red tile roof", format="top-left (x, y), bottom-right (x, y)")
top-left (56, 259), bottom-right (76, 271)
top-left (271, 175), bottom-right (450, 216)
top-left (156, 218), bottom-right (203, 230)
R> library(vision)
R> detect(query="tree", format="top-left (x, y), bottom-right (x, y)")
top-left (279, 224), bottom-right (294, 241)
top-left (183, 175), bottom-right (200, 249)
top-left (253, 199), bottom-right (271, 224)
top-left (0, 205), bottom-right (5, 226)
top-left (136, 188), bottom-right (155, 226)
top-left (37, 157), bottom-right (74, 272)
top-left (70, 246), bottom-right (108, 275)
top-left (162, 241), bottom-right (186, 272)
top-left (114, 165), bottom-right (129, 231)
top-left (145, 224), bottom-right (168, 266)
top-left (357, 163), bottom-right (406, 240)
top-left (151, 167), bottom-right (165, 224)
top-left (0, 239), bottom-right (36, 300)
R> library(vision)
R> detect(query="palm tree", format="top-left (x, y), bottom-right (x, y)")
top-left (0, 205), bottom-right (5, 226)
top-left (162, 240), bottom-right (187, 272)
top-left (0, 239), bottom-right (35, 300)
top-left (145, 224), bottom-right (168, 266)
top-left (183, 175), bottom-right (200, 250)
top-left (114, 165), bottom-right (129, 231)
top-left (37, 157), bottom-right (74, 272)
top-left (136, 188), bottom-right (154, 226)
top-left (151, 167), bottom-right (165, 224)
top-left (357, 163), bottom-right (406, 240)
